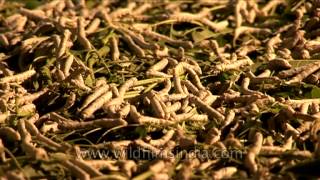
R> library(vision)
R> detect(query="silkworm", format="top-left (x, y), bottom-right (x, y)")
top-left (58, 118), bottom-right (127, 130)
top-left (0, 69), bottom-right (36, 84)
top-left (85, 18), bottom-right (101, 35)
top-left (142, 29), bottom-right (193, 49)
top-left (235, 0), bottom-right (246, 28)
top-left (221, 110), bottom-right (235, 128)
top-left (57, 29), bottom-right (71, 58)
top-left (233, 26), bottom-right (271, 46)
top-left (110, 36), bottom-right (120, 61)
top-left (0, 34), bottom-right (9, 47)
top-left (16, 88), bottom-right (48, 105)
top-left (119, 77), bottom-right (138, 97)
top-left (0, 127), bottom-right (21, 141)
top-left (117, 27), bottom-right (158, 50)
top-left (161, 93), bottom-right (188, 102)
top-left (20, 8), bottom-right (47, 21)
top-left (71, 79), bottom-right (91, 92)
top-left (24, 120), bottom-right (66, 151)
top-left (121, 33), bottom-right (145, 57)
top-left (58, 160), bottom-right (90, 180)
top-left (286, 61), bottom-right (320, 84)
top-left (77, 17), bottom-right (92, 50)
top-left (146, 91), bottom-right (165, 118)
top-left (241, 77), bottom-right (264, 96)
top-left (69, 159), bottom-right (103, 177)
top-left (149, 129), bottom-right (175, 147)
top-left (212, 167), bottom-right (237, 180)
top-left (245, 132), bottom-right (263, 173)
top-left (18, 120), bottom-right (48, 160)
top-left (147, 58), bottom-right (169, 75)
top-left (134, 140), bottom-right (172, 159)
top-left (79, 84), bottom-right (109, 112)
top-left (129, 105), bottom-right (173, 126)
top-left (83, 160), bottom-right (119, 171)
top-left (184, 66), bottom-right (205, 90)
top-left (215, 58), bottom-right (253, 72)
top-left (205, 127), bottom-right (221, 145)
top-left (166, 102), bottom-right (181, 113)
top-left (189, 95), bottom-right (225, 123)
top-left (81, 91), bottom-right (113, 118)
top-left (110, 2), bottom-right (136, 19)
top-left (132, 3), bottom-right (152, 15)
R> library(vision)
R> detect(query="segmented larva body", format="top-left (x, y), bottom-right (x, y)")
top-left (171, 12), bottom-right (200, 22)
top-left (0, 127), bottom-right (21, 141)
top-left (267, 34), bottom-right (282, 54)
top-left (117, 102), bottom-right (131, 118)
top-left (257, 69), bottom-right (271, 78)
top-left (173, 73), bottom-right (184, 94)
top-left (189, 95), bottom-right (225, 123)
top-left (18, 120), bottom-right (48, 160)
top-left (233, 26), bottom-right (271, 46)
top-left (121, 33), bottom-right (145, 57)
top-left (148, 91), bottom-right (166, 118)
top-left (0, 34), bottom-right (9, 47)
top-left (202, 93), bottom-right (218, 105)
top-left (213, 167), bottom-right (237, 179)
top-left (81, 91), bottom-right (113, 118)
top-left (142, 30), bottom-right (193, 49)
top-left (184, 66), bottom-right (205, 90)
top-left (118, 27), bottom-right (157, 50)
top-left (129, 105), bottom-right (173, 126)
top-left (118, 77), bottom-right (138, 97)
top-left (215, 58), bottom-right (253, 71)
top-left (79, 84), bottom-right (109, 112)
top-left (149, 129), bottom-right (175, 147)
top-left (158, 79), bottom-right (172, 95)
top-left (148, 58), bottom-right (168, 72)
top-left (16, 88), bottom-right (48, 105)
top-left (200, 18), bottom-right (225, 31)
top-left (188, 114), bottom-right (208, 122)
top-left (110, 2), bottom-right (136, 19)
top-left (71, 79), bottom-right (91, 92)
top-left (62, 54), bottom-right (74, 77)
top-left (57, 29), bottom-right (71, 58)
top-left (221, 110), bottom-right (235, 128)
top-left (0, 69), bottom-right (36, 84)
top-left (77, 17), bottom-right (92, 50)
top-left (110, 36), bottom-right (120, 61)
top-left (20, 8), bottom-right (47, 21)
top-left (85, 18), bottom-right (101, 35)
top-left (287, 61), bottom-right (320, 84)
top-left (161, 93), bottom-right (188, 102)
top-left (245, 132), bottom-right (263, 173)
top-left (167, 102), bottom-right (181, 113)
top-left (174, 112), bottom-right (195, 122)
top-left (60, 118), bottom-right (127, 130)
top-left (59, 160), bottom-right (90, 180)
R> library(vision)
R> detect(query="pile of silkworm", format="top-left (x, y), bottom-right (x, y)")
top-left (1, 0), bottom-right (320, 179)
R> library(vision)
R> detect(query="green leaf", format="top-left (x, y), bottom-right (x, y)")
top-left (85, 75), bottom-right (94, 87)
top-left (311, 86), bottom-right (320, 98)
top-left (192, 28), bottom-right (216, 43)
top-left (25, 0), bottom-right (43, 9)
top-left (134, 126), bottom-right (147, 138)
top-left (97, 46), bottom-right (110, 57)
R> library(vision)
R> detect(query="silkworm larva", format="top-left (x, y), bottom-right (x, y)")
top-left (81, 91), bottom-right (113, 118)
top-left (79, 84), bottom-right (109, 112)
top-left (0, 69), bottom-right (36, 84)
